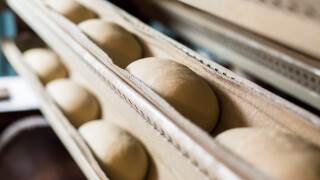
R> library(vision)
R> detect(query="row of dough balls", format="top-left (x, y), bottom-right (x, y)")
top-left (80, 19), bottom-right (220, 132)
top-left (22, 47), bottom-right (100, 126)
top-left (40, 1), bottom-right (320, 179)
top-left (85, 13), bottom-right (320, 180)
top-left (80, 20), bottom-right (220, 132)
top-left (23, 30), bottom-right (320, 180)
top-left (47, 81), bottom-right (149, 179)
top-left (45, 0), bottom-right (220, 133)
top-left (48, 79), bottom-right (149, 179)
top-left (72, 9), bottom-right (320, 180)
top-left (45, 1), bottom-right (320, 179)
top-left (23, 48), bottom-right (148, 179)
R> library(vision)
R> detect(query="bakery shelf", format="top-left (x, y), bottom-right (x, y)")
top-left (5, 0), bottom-right (320, 179)
top-left (127, 0), bottom-right (320, 111)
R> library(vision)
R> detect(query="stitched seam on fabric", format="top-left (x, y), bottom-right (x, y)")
top-left (197, 26), bottom-right (320, 94)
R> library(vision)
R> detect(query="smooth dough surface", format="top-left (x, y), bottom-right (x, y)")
top-left (79, 120), bottom-right (148, 180)
top-left (45, 0), bottom-right (95, 24)
top-left (23, 48), bottom-right (68, 84)
top-left (216, 128), bottom-right (320, 180)
top-left (46, 79), bottom-right (100, 128)
top-left (126, 58), bottom-right (219, 132)
top-left (79, 19), bottom-right (142, 68)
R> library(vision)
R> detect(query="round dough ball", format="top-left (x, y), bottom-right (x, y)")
top-left (23, 48), bottom-right (68, 84)
top-left (46, 79), bottom-right (100, 128)
top-left (78, 19), bottom-right (142, 68)
top-left (126, 58), bottom-right (219, 132)
top-left (79, 120), bottom-right (148, 180)
top-left (216, 128), bottom-right (320, 180)
top-left (45, 0), bottom-right (95, 24)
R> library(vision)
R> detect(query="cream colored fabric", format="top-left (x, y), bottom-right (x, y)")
top-left (79, 120), bottom-right (148, 180)
top-left (216, 128), bottom-right (320, 180)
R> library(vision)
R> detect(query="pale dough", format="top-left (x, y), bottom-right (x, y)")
top-left (216, 128), bottom-right (320, 180)
top-left (46, 79), bottom-right (100, 128)
top-left (126, 58), bottom-right (219, 132)
top-left (23, 48), bottom-right (68, 84)
top-left (79, 120), bottom-right (148, 180)
top-left (78, 19), bottom-right (142, 68)
top-left (45, 0), bottom-right (95, 24)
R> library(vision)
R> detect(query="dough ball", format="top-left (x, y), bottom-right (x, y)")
top-left (46, 79), bottom-right (100, 128)
top-left (126, 58), bottom-right (219, 132)
top-left (79, 120), bottom-right (148, 180)
top-left (45, 0), bottom-right (95, 24)
top-left (23, 48), bottom-right (68, 84)
top-left (216, 128), bottom-right (320, 180)
top-left (78, 19), bottom-right (142, 68)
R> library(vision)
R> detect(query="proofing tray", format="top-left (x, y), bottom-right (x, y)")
top-left (5, 0), bottom-right (320, 179)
